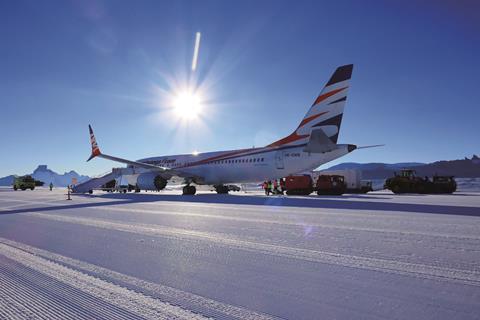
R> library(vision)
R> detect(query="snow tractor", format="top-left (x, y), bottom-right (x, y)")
top-left (384, 169), bottom-right (456, 194)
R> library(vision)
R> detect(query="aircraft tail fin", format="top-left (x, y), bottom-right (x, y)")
top-left (268, 64), bottom-right (353, 148)
top-left (87, 125), bottom-right (102, 161)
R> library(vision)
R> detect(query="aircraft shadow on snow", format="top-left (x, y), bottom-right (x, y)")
top-left (1, 192), bottom-right (479, 217)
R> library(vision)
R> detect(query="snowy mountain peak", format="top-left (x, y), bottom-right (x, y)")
top-left (0, 165), bottom-right (91, 187)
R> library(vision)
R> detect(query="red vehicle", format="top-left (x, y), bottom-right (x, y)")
top-left (284, 175), bottom-right (314, 195)
top-left (316, 175), bottom-right (346, 195)
top-left (283, 174), bottom-right (346, 196)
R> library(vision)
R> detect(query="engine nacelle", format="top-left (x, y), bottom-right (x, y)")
top-left (136, 173), bottom-right (168, 191)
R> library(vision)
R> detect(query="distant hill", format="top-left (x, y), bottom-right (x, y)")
top-left (325, 156), bottom-right (480, 179)
top-left (327, 162), bottom-right (425, 171)
top-left (0, 175), bottom-right (16, 186)
top-left (0, 165), bottom-right (90, 187)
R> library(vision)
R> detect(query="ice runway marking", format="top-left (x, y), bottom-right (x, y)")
top-left (91, 205), bottom-right (480, 240)
top-left (0, 241), bottom-right (211, 320)
top-left (0, 237), bottom-right (279, 320)
top-left (26, 212), bottom-right (480, 287)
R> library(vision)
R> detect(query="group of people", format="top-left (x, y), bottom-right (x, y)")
top-left (262, 178), bottom-right (286, 196)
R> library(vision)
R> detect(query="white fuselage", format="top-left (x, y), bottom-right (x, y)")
top-left (124, 144), bottom-right (351, 186)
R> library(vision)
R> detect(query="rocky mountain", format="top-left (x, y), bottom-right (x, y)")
top-left (326, 155), bottom-right (480, 179)
top-left (0, 165), bottom-right (90, 187)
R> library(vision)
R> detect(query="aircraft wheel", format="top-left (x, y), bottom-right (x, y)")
top-left (183, 185), bottom-right (196, 195)
top-left (215, 185), bottom-right (229, 194)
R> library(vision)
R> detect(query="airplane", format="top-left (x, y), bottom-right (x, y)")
top-left (77, 64), bottom-right (376, 195)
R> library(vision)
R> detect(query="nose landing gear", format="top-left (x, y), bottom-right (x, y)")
top-left (182, 185), bottom-right (196, 195)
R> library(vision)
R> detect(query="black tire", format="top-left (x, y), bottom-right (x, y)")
top-left (183, 185), bottom-right (196, 195)
top-left (215, 185), bottom-right (229, 194)
top-left (13, 186), bottom-right (17, 191)
top-left (88, 190), bottom-right (93, 194)
top-left (392, 185), bottom-right (401, 194)
top-left (30, 187), bottom-right (34, 191)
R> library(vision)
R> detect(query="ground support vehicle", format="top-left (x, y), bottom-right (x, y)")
top-left (284, 175), bottom-right (314, 195)
top-left (316, 175), bottom-right (346, 195)
top-left (13, 175), bottom-right (36, 191)
top-left (384, 169), bottom-right (456, 194)
top-left (283, 174), bottom-right (347, 195)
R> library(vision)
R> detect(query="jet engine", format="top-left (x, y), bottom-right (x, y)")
top-left (136, 173), bottom-right (168, 191)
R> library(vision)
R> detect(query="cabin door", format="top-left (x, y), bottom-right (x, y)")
top-left (275, 151), bottom-right (284, 170)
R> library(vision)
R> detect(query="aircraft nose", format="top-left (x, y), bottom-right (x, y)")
top-left (347, 144), bottom-right (357, 152)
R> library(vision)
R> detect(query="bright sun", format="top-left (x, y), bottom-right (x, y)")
top-left (172, 91), bottom-right (203, 120)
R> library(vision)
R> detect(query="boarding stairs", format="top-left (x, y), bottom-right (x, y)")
top-left (72, 170), bottom-right (120, 193)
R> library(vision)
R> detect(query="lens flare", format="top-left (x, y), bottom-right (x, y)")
top-left (172, 90), bottom-right (203, 119)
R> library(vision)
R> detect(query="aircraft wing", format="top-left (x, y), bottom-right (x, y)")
top-left (92, 153), bottom-right (168, 171)
top-left (86, 125), bottom-right (192, 178)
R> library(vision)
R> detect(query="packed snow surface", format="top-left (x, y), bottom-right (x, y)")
top-left (0, 187), bottom-right (479, 319)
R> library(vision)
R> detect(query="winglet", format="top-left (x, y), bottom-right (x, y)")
top-left (87, 125), bottom-right (102, 162)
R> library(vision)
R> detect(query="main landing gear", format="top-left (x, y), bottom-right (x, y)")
top-left (182, 185), bottom-right (196, 195)
top-left (214, 185), bottom-right (229, 194)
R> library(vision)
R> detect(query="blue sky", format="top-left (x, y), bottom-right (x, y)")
top-left (1, 0), bottom-right (479, 177)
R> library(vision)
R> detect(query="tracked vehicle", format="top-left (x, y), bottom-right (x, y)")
top-left (384, 169), bottom-right (456, 194)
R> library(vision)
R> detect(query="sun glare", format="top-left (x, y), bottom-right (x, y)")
top-left (172, 91), bottom-right (203, 120)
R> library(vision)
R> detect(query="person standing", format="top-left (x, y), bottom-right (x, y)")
top-left (49, 182), bottom-right (53, 191)
top-left (263, 181), bottom-right (269, 195)
top-left (279, 178), bottom-right (285, 194)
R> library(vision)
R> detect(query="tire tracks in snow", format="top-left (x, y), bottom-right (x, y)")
top-left (0, 237), bottom-right (280, 320)
top-left (26, 212), bottom-right (480, 287)
top-left (0, 241), bottom-right (212, 320)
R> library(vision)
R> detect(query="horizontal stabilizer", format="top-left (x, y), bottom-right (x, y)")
top-left (303, 129), bottom-right (337, 153)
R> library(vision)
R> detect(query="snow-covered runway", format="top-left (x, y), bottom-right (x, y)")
top-left (0, 188), bottom-right (479, 319)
